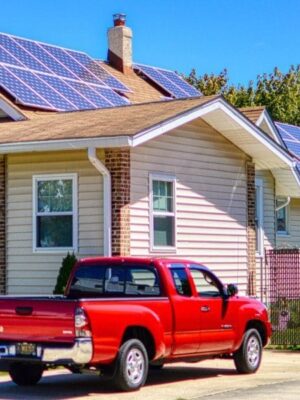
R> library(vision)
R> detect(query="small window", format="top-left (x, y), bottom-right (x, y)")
top-left (150, 174), bottom-right (176, 250)
top-left (276, 197), bottom-right (289, 235)
top-left (69, 264), bottom-right (161, 298)
top-left (33, 174), bottom-right (77, 251)
top-left (190, 268), bottom-right (221, 298)
top-left (170, 265), bottom-right (192, 296)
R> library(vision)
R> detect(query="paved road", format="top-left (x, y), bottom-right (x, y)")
top-left (0, 350), bottom-right (299, 400)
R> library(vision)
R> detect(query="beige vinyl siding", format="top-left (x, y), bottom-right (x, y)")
top-left (7, 150), bottom-right (104, 294)
top-left (277, 198), bottom-right (300, 248)
top-left (255, 169), bottom-right (275, 298)
top-left (130, 119), bottom-right (249, 293)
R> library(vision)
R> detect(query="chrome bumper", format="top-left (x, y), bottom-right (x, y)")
top-left (0, 338), bottom-right (93, 364)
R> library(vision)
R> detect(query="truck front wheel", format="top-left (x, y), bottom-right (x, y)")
top-left (9, 363), bottom-right (44, 386)
top-left (113, 339), bottom-right (149, 391)
top-left (233, 328), bottom-right (262, 374)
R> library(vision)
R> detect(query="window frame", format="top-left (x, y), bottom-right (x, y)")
top-left (276, 196), bottom-right (289, 236)
top-left (149, 173), bottom-right (177, 252)
top-left (255, 178), bottom-right (264, 257)
top-left (32, 173), bottom-right (78, 253)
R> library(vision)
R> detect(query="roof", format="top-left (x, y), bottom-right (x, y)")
top-left (239, 106), bottom-right (265, 123)
top-left (0, 96), bottom-right (216, 144)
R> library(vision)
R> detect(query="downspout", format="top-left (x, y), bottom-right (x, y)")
top-left (275, 196), bottom-right (290, 211)
top-left (88, 147), bottom-right (112, 256)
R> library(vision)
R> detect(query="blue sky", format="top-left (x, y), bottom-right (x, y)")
top-left (1, 0), bottom-right (299, 85)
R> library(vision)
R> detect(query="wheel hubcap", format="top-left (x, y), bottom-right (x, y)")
top-left (126, 348), bottom-right (145, 385)
top-left (247, 335), bottom-right (260, 368)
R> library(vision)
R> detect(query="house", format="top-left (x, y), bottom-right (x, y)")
top-left (0, 15), bottom-right (299, 296)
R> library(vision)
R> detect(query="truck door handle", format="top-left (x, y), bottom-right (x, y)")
top-left (15, 307), bottom-right (33, 316)
top-left (200, 306), bottom-right (210, 312)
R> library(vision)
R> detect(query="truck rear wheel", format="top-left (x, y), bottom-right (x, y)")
top-left (234, 328), bottom-right (262, 374)
top-left (113, 338), bottom-right (148, 391)
top-left (9, 363), bottom-right (44, 386)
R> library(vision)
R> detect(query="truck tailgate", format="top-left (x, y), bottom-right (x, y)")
top-left (0, 297), bottom-right (77, 343)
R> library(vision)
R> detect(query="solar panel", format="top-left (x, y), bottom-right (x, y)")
top-left (67, 50), bottom-right (130, 92)
top-left (0, 34), bottom-right (49, 73)
top-left (7, 66), bottom-right (75, 111)
top-left (0, 64), bottom-right (53, 109)
top-left (160, 69), bottom-right (200, 97)
top-left (0, 32), bottom-right (131, 111)
top-left (134, 63), bottom-right (201, 99)
top-left (276, 122), bottom-right (300, 161)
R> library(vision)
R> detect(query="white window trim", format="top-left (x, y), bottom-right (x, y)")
top-left (149, 173), bottom-right (177, 253)
top-left (32, 173), bottom-right (78, 253)
top-left (276, 196), bottom-right (289, 236)
top-left (255, 179), bottom-right (264, 257)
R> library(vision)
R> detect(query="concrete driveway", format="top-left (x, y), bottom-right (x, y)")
top-left (0, 350), bottom-right (299, 400)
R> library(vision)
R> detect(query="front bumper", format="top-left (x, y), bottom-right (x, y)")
top-left (0, 338), bottom-right (93, 365)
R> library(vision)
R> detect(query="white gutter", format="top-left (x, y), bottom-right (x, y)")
top-left (88, 147), bottom-right (111, 256)
top-left (275, 196), bottom-right (291, 211)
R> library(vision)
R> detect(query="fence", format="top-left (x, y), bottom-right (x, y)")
top-left (264, 248), bottom-right (300, 346)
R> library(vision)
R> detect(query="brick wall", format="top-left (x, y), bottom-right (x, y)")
top-left (246, 161), bottom-right (256, 296)
top-left (105, 148), bottom-right (131, 256)
top-left (0, 156), bottom-right (6, 294)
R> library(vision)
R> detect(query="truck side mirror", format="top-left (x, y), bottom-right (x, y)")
top-left (227, 284), bottom-right (238, 297)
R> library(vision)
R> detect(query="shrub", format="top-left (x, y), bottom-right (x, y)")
top-left (53, 252), bottom-right (77, 295)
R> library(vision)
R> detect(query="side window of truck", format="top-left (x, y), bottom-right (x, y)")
top-left (190, 268), bottom-right (221, 298)
top-left (170, 265), bottom-right (192, 296)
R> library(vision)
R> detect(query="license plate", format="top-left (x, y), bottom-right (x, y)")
top-left (16, 342), bottom-right (37, 356)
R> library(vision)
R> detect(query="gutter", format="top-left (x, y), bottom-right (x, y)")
top-left (87, 147), bottom-right (112, 257)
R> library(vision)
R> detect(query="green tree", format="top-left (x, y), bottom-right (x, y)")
top-left (53, 252), bottom-right (77, 295)
top-left (184, 65), bottom-right (300, 125)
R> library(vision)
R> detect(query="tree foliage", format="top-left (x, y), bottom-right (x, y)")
top-left (53, 252), bottom-right (77, 295)
top-left (184, 65), bottom-right (300, 125)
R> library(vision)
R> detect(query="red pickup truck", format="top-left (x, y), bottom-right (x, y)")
top-left (0, 257), bottom-right (271, 391)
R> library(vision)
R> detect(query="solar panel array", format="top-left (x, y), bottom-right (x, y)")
top-left (0, 32), bottom-right (130, 111)
top-left (134, 63), bottom-right (201, 99)
top-left (276, 122), bottom-right (300, 171)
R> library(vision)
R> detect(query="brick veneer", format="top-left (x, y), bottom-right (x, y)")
top-left (105, 148), bottom-right (131, 256)
top-left (0, 156), bottom-right (6, 294)
top-left (246, 161), bottom-right (256, 296)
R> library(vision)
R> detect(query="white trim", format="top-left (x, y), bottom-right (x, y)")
top-left (256, 110), bottom-right (286, 147)
top-left (32, 173), bottom-right (78, 253)
top-left (149, 173), bottom-right (177, 252)
top-left (87, 147), bottom-right (111, 257)
top-left (0, 97), bottom-right (26, 121)
top-left (255, 179), bottom-right (264, 257)
top-left (0, 136), bottom-right (131, 154)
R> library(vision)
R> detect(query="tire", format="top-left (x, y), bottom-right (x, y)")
top-left (113, 339), bottom-right (149, 391)
top-left (9, 363), bottom-right (44, 386)
top-left (234, 329), bottom-right (262, 374)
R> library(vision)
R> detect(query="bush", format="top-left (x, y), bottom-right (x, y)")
top-left (53, 252), bottom-right (77, 295)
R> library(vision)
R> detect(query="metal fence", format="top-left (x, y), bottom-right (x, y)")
top-left (265, 249), bottom-right (300, 346)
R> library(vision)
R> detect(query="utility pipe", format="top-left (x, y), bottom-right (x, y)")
top-left (88, 147), bottom-right (112, 256)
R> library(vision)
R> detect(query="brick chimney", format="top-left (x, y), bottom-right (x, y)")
top-left (107, 14), bottom-right (133, 74)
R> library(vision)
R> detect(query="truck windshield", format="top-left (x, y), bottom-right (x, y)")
top-left (68, 264), bottom-right (161, 298)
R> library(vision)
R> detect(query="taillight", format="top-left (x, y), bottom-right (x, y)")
top-left (75, 307), bottom-right (92, 337)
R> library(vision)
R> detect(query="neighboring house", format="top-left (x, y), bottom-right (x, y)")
top-left (0, 15), bottom-right (299, 296)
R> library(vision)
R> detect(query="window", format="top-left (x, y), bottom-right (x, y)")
top-left (170, 265), bottom-right (192, 296)
top-left (33, 174), bottom-right (77, 252)
top-left (255, 179), bottom-right (264, 256)
top-left (150, 174), bottom-right (176, 250)
top-left (68, 264), bottom-right (161, 298)
top-left (190, 268), bottom-right (221, 298)
top-left (276, 197), bottom-right (289, 235)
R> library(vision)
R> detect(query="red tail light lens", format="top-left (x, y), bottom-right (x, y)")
top-left (75, 307), bottom-right (91, 337)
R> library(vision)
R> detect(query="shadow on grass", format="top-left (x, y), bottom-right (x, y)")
top-left (0, 365), bottom-right (237, 399)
